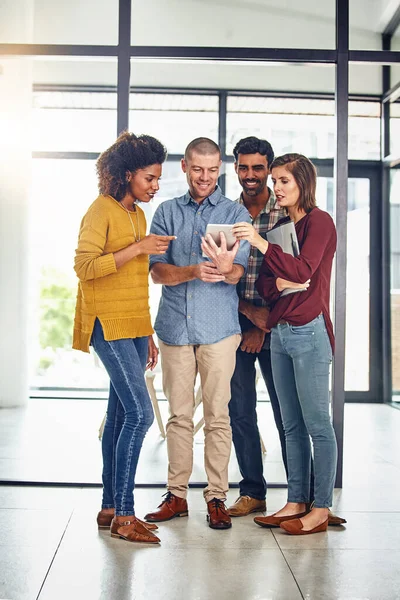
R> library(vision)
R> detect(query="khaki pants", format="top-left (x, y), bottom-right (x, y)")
top-left (159, 334), bottom-right (241, 503)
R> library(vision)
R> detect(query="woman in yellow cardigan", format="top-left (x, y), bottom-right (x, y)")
top-left (73, 132), bottom-right (175, 544)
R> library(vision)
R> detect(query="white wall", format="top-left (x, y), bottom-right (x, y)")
top-left (0, 1), bottom-right (33, 407)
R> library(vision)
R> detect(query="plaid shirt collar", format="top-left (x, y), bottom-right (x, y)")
top-left (237, 188), bottom-right (282, 221)
top-left (236, 187), bottom-right (286, 306)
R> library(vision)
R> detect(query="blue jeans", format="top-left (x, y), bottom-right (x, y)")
top-left (91, 319), bottom-right (154, 516)
top-left (271, 315), bottom-right (337, 508)
top-left (229, 347), bottom-right (286, 500)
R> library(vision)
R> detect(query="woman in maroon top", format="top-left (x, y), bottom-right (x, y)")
top-left (232, 153), bottom-right (337, 535)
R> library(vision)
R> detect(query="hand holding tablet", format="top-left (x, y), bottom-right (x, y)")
top-left (203, 224), bottom-right (237, 250)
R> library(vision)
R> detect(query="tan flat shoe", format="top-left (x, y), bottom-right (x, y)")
top-left (254, 511), bottom-right (308, 528)
top-left (111, 516), bottom-right (160, 544)
top-left (280, 517), bottom-right (328, 535)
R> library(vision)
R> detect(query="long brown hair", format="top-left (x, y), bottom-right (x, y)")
top-left (270, 153), bottom-right (317, 213)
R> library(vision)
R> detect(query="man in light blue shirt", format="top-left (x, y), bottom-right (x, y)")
top-left (144, 138), bottom-right (250, 530)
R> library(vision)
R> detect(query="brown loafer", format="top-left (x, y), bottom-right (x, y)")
top-left (111, 516), bottom-right (160, 544)
top-left (254, 511), bottom-right (308, 528)
top-left (144, 492), bottom-right (188, 522)
top-left (97, 508), bottom-right (158, 530)
top-left (207, 498), bottom-right (232, 530)
top-left (228, 495), bottom-right (266, 517)
top-left (280, 517), bottom-right (328, 535)
top-left (328, 510), bottom-right (347, 526)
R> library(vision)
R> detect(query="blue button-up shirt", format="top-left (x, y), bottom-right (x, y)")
top-left (149, 185), bottom-right (251, 345)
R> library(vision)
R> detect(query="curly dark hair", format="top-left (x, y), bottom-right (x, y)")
top-left (233, 136), bottom-right (274, 168)
top-left (270, 153), bottom-right (317, 214)
top-left (96, 132), bottom-right (167, 201)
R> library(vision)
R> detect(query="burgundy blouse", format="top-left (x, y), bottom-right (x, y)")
top-left (255, 207), bottom-right (337, 351)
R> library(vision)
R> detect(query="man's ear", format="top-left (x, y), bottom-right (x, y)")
top-left (181, 158), bottom-right (187, 173)
top-left (234, 161), bottom-right (238, 174)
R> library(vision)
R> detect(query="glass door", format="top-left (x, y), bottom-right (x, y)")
top-left (316, 163), bottom-right (381, 401)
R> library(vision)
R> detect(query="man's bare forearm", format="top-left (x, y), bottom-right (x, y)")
top-left (239, 298), bottom-right (254, 319)
top-left (150, 263), bottom-right (197, 286)
top-left (238, 299), bottom-right (270, 331)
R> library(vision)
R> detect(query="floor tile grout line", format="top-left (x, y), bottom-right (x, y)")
top-left (271, 529), bottom-right (305, 600)
top-left (35, 508), bottom-right (75, 600)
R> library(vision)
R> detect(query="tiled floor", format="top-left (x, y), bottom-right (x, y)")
top-left (1, 402), bottom-right (400, 599)
top-left (0, 398), bottom-right (288, 485)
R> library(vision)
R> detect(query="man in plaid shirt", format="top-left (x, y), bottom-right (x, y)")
top-left (227, 136), bottom-right (287, 517)
top-left (227, 136), bottom-right (346, 527)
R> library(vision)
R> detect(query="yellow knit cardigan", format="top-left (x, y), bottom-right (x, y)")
top-left (73, 194), bottom-right (153, 353)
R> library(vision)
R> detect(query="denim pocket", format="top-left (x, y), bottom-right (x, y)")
top-left (289, 323), bottom-right (315, 336)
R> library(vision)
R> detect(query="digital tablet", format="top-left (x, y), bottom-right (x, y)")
top-left (204, 224), bottom-right (237, 250)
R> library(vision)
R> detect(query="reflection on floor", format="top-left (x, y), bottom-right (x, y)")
top-left (1, 403), bottom-right (400, 599)
top-left (0, 399), bottom-right (287, 484)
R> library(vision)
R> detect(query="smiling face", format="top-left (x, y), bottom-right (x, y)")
top-left (181, 151), bottom-right (221, 203)
top-left (235, 152), bottom-right (269, 197)
top-left (271, 165), bottom-right (301, 210)
top-left (127, 163), bottom-right (162, 203)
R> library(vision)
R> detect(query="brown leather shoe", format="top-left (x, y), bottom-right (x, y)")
top-left (144, 492), bottom-right (188, 522)
top-left (254, 511), bottom-right (308, 528)
top-left (228, 495), bottom-right (266, 517)
top-left (207, 498), bottom-right (232, 530)
top-left (97, 508), bottom-right (115, 529)
top-left (97, 508), bottom-right (158, 530)
top-left (328, 510), bottom-right (347, 526)
top-left (280, 517), bottom-right (328, 535)
top-left (111, 516), bottom-right (160, 544)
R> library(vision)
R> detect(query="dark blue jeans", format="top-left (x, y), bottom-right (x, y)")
top-left (271, 315), bottom-right (337, 508)
top-left (229, 347), bottom-right (287, 500)
top-left (91, 319), bottom-right (154, 516)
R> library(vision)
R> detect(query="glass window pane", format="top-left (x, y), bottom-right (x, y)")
top-left (33, 90), bottom-right (117, 152)
top-left (129, 90), bottom-right (219, 155)
top-left (131, 60), bottom-right (336, 95)
top-left (390, 170), bottom-right (400, 396)
top-left (350, 0), bottom-right (387, 50)
top-left (1, 0), bottom-right (118, 45)
top-left (28, 159), bottom-right (108, 390)
top-left (32, 60), bottom-right (117, 152)
top-left (131, 0), bottom-right (335, 48)
top-left (391, 34), bottom-right (400, 87)
top-left (316, 177), bottom-right (370, 392)
top-left (390, 102), bottom-right (400, 159)
top-left (227, 96), bottom-right (380, 160)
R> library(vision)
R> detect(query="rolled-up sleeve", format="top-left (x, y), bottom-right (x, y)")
top-left (149, 204), bottom-right (171, 268)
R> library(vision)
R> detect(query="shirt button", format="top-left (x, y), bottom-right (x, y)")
top-left (188, 294), bottom-right (192, 299)
top-left (194, 231), bottom-right (198, 235)
top-left (188, 315), bottom-right (191, 319)
top-left (192, 252), bottom-right (196, 256)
